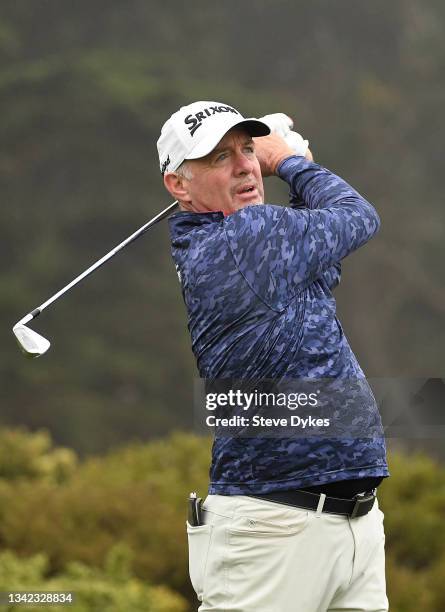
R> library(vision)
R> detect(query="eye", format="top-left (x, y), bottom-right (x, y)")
top-left (215, 151), bottom-right (228, 162)
top-left (244, 145), bottom-right (255, 154)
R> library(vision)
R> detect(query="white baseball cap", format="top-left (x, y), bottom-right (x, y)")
top-left (157, 101), bottom-right (270, 174)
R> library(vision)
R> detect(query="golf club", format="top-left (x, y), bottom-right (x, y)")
top-left (13, 200), bottom-right (178, 359)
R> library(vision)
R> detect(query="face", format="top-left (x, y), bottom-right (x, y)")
top-left (180, 128), bottom-right (264, 216)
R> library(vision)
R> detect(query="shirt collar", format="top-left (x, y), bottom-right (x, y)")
top-left (168, 210), bottom-right (224, 241)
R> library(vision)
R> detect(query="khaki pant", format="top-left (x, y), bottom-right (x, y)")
top-left (187, 494), bottom-right (388, 612)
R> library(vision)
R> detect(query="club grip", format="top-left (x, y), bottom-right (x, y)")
top-left (188, 492), bottom-right (203, 526)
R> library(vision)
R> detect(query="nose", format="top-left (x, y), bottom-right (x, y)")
top-left (233, 150), bottom-right (254, 176)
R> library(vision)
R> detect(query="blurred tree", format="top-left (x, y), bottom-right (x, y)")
top-left (0, 427), bottom-right (76, 483)
top-left (0, 547), bottom-right (188, 611)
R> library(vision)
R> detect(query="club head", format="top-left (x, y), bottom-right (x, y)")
top-left (13, 324), bottom-right (51, 359)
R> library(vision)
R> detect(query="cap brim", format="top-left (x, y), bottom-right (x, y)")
top-left (185, 118), bottom-right (270, 161)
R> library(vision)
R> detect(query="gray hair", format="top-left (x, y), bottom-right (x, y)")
top-left (175, 160), bottom-right (193, 180)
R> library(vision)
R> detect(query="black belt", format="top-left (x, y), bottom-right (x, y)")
top-left (248, 489), bottom-right (376, 519)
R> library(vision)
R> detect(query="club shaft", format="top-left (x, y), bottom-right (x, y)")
top-left (19, 200), bottom-right (178, 323)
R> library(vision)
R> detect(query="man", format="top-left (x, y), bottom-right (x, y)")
top-left (158, 101), bottom-right (389, 611)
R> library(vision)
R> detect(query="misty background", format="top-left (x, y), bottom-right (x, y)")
top-left (1, 1), bottom-right (444, 454)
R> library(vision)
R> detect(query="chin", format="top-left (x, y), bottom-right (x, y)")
top-left (234, 199), bottom-right (262, 211)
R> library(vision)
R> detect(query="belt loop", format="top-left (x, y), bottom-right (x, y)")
top-left (315, 493), bottom-right (326, 517)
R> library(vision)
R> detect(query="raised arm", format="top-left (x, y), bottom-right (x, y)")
top-left (225, 139), bottom-right (379, 304)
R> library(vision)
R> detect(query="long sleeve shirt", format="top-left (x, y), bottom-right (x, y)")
top-left (168, 155), bottom-right (388, 494)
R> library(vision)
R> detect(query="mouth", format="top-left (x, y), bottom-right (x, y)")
top-left (235, 184), bottom-right (258, 198)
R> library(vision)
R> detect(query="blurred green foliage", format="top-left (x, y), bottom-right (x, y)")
top-left (0, 427), bottom-right (444, 611)
top-left (0, 427), bottom-right (77, 483)
top-left (0, 547), bottom-right (187, 611)
top-left (378, 450), bottom-right (445, 611)
top-left (0, 427), bottom-right (210, 609)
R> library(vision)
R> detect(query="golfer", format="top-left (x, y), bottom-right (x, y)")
top-left (158, 101), bottom-right (389, 611)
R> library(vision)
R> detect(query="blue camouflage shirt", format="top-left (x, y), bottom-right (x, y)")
top-left (168, 155), bottom-right (389, 494)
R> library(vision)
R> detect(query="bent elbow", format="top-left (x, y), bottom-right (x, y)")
top-left (369, 205), bottom-right (381, 237)
top-left (359, 198), bottom-right (380, 240)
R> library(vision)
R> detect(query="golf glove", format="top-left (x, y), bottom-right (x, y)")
top-left (283, 130), bottom-right (309, 157)
top-left (259, 112), bottom-right (309, 157)
top-left (260, 112), bottom-right (294, 137)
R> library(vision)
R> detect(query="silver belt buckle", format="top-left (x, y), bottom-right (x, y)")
top-left (350, 491), bottom-right (376, 518)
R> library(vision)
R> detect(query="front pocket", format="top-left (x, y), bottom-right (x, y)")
top-left (187, 522), bottom-right (213, 600)
top-left (225, 510), bottom-right (309, 584)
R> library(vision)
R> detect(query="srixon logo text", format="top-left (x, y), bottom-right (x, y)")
top-left (184, 105), bottom-right (240, 136)
top-left (161, 155), bottom-right (170, 175)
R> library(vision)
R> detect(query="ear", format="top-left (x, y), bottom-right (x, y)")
top-left (163, 172), bottom-right (191, 204)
